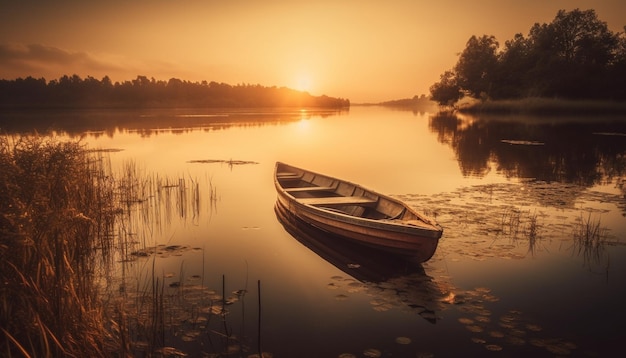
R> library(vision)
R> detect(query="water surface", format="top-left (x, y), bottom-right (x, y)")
top-left (2, 106), bottom-right (625, 357)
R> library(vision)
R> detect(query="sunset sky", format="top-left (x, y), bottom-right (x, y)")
top-left (1, 0), bottom-right (624, 103)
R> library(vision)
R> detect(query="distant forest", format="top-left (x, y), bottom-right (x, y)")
top-left (430, 9), bottom-right (626, 106)
top-left (377, 94), bottom-right (434, 107)
top-left (0, 75), bottom-right (350, 109)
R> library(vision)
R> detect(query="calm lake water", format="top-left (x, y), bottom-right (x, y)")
top-left (2, 106), bottom-right (626, 357)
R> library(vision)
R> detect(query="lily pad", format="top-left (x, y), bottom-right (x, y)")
top-left (395, 336), bottom-right (411, 345)
top-left (363, 348), bottom-right (381, 357)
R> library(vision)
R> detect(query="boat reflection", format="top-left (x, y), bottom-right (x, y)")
top-left (275, 203), bottom-right (443, 323)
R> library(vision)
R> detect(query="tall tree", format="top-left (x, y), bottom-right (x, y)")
top-left (545, 9), bottom-right (619, 97)
top-left (429, 70), bottom-right (463, 107)
top-left (550, 9), bottom-right (617, 66)
top-left (430, 8), bottom-right (625, 103)
top-left (454, 35), bottom-right (499, 99)
top-left (495, 33), bottom-right (533, 98)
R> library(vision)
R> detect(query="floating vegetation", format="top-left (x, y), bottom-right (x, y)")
top-left (370, 299), bottom-right (393, 312)
top-left (87, 147), bottom-right (125, 153)
top-left (129, 244), bottom-right (198, 259)
top-left (346, 281), bottom-right (365, 293)
top-left (110, 270), bottom-right (256, 357)
top-left (500, 139), bottom-right (545, 146)
top-left (428, 279), bottom-right (583, 356)
top-left (465, 325), bottom-right (484, 333)
top-left (363, 348), bottom-right (382, 357)
top-left (593, 132), bottom-right (626, 137)
top-left (484, 344), bottom-right (503, 351)
top-left (187, 158), bottom-right (259, 166)
top-left (395, 336), bottom-right (411, 345)
top-left (395, 180), bottom-right (622, 270)
top-left (531, 338), bottom-right (577, 355)
top-left (242, 226), bottom-right (261, 230)
top-left (525, 323), bottom-right (542, 332)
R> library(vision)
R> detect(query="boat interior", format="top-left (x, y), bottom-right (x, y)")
top-left (276, 169), bottom-right (410, 221)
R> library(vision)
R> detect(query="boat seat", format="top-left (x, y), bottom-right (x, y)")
top-left (284, 186), bottom-right (337, 193)
top-left (276, 172), bottom-right (302, 180)
top-left (299, 196), bottom-right (378, 207)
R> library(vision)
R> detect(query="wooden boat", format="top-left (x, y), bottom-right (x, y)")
top-left (274, 162), bottom-right (443, 261)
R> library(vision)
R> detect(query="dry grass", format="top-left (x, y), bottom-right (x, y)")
top-left (1, 135), bottom-right (227, 357)
top-left (0, 136), bottom-right (118, 356)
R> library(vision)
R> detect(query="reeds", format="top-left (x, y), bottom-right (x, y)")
top-left (497, 207), bottom-right (543, 256)
top-left (526, 210), bottom-right (539, 256)
top-left (1, 135), bottom-right (118, 356)
top-left (572, 212), bottom-right (608, 268)
top-left (1, 134), bottom-right (252, 357)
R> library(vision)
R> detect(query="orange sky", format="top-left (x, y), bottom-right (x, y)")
top-left (1, 0), bottom-right (624, 103)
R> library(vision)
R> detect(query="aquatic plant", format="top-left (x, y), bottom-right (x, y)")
top-left (0, 136), bottom-right (118, 356)
top-left (499, 207), bottom-right (522, 239)
top-left (572, 212), bottom-right (609, 271)
top-left (0, 135), bottom-right (223, 356)
top-left (526, 210), bottom-right (540, 256)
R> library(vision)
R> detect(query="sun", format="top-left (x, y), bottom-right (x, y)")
top-left (293, 74), bottom-right (313, 93)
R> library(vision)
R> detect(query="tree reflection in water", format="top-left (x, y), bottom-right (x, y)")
top-left (429, 112), bottom-right (626, 189)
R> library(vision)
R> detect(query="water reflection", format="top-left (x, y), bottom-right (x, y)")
top-left (430, 112), bottom-right (626, 189)
top-left (0, 107), bottom-right (347, 136)
top-left (3, 106), bottom-right (625, 356)
top-left (274, 203), bottom-right (443, 324)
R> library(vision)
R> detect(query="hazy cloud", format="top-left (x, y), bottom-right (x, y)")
top-left (0, 43), bottom-right (206, 82)
top-left (0, 43), bottom-right (129, 79)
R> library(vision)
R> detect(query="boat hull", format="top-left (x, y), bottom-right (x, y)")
top-left (274, 162), bottom-right (442, 261)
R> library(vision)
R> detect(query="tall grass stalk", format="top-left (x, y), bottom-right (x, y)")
top-left (573, 212), bottom-right (608, 267)
top-left (526, 210), bottom-right (540, 256)
top-left (1, 136), bottom-right (118, 356)
top-left (2, 135), bottom-right (223, 356)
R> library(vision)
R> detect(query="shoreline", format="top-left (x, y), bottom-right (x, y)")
top-left (456, 98), bottom-right (626, 116)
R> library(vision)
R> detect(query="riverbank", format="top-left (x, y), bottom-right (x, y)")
top-left (457, 98), bottom-right (626, 116)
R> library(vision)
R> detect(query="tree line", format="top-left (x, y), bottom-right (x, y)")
top-left (430, 9), bottom-right (626, 106)
top-left (0, 75), bottom-right (350, 109)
